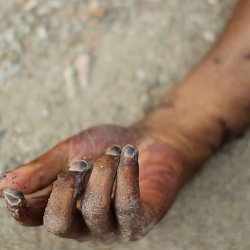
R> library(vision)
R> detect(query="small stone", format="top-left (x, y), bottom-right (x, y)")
top-left (136, 68), bottom-right (146, 80)
top-left (203, 30), bottom-right (216, 42)
top-left (87, 7), bottom-right (106, 19)
top-left (207, 0), bottom-right (218, 5)
top-left (74, 54), bottom-right (90, 89)
top-left (36, 26), bottom-right (48, 40)
top-left (42, 108), bottom-right (50, 118)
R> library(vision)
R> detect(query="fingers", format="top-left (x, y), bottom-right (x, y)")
top-left (0, 125), bottom-right (136, 196)
top-left (4, 188), bottom-right (50, 226)
top-left (44, 161), bottom-right (91, 238)
top-left (3, 141), bottom-right (146, 241)
top-left (0, 141), bottom-right (70, 196)
top-left (114, 145), bottom-right (143, 240)
top-left (81, 145), bottom-right (121, 237)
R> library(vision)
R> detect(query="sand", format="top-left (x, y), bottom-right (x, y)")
top-left (2, 0), bottom-right (250, 249)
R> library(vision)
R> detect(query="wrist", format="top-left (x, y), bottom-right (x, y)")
top-left (134, 98), bottom-right (227, 173)
top-left (136, 0), bottom-right (250, 178)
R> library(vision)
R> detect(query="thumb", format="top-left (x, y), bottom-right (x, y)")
top-left (0, 139), bottom-right (70, 196)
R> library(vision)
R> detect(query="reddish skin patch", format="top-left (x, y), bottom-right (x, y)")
top-left (138, 140), bottom-right (185, 216)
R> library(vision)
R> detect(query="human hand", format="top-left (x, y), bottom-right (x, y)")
top-left (0, 124), bottom-right (185, 242)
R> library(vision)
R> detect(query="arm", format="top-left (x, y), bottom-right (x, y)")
top-left (140, 0), bottom-right (250, 172)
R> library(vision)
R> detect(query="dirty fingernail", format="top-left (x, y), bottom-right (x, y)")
top-left (122, 145), bottom-right (138, 158)
top-left (68, 160), bottom-right (90, 172)
top-left (4, 189), bottom-right (24, 205)
top-left (105, 145), bottom-right (122, 156)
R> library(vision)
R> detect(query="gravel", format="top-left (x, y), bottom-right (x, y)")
top-left (2, 0), bottom-right (250, 249)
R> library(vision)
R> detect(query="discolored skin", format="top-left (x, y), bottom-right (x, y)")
top-left (1, 126), bottom-right (185, 241)
top-left (2, 0), bottom-right (250, 242)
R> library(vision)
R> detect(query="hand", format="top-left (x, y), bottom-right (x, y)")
top-left (0, 124), bottom-right (185, 242)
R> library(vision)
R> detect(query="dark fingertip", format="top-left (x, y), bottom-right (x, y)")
top-left (105, 145), bottom-right (122, 156)
top-left (4, 189), bottom-right (24, 205)
top-left (122, 144), bottom-right (138, 158)
top-left (68, 160), bottom-right (91, 172)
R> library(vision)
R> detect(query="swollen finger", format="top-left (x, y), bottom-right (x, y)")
top-left (43, 161), bottom-right (90, 238)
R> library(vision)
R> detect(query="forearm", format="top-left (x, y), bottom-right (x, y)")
top-left (137, 0), bottom-right (250, 172)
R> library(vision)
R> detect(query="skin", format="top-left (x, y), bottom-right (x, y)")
top-left (1, 0), bottom-right (250, 242)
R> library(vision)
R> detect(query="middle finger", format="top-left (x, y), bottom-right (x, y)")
top-left (80, 145), bottom-right (121, 237)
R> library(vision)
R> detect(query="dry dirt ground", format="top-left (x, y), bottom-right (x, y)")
top-left (1, 0), bottom-right (250, 249)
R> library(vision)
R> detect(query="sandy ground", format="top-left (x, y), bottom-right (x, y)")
top-left (1, 0), bottom-right (250, 249)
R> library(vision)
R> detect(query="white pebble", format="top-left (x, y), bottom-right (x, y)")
top-left (74, 54), bottom-right (90, 89)
top-left (203, 30), bottom-right (216, 42)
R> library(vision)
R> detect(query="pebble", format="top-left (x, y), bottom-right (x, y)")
top-left (36, 26), bottom-right (48, 40)
top-left (136, 68), bottom-right (146, 80)
top-left (74, 54), bottom-right (90, 89)
top-left (42, 108), bottom-right (50, 118)
top-left (203, 30), bottom-right (216, 42)
top-left (207, 0), bottom-right (218, 5)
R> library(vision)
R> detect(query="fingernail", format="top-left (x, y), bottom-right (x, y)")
top-left (122, 144), bottom-right (138, 158)
top-left (105, 145), bottom-right (122, 156)
top-left (68, 160), bottom-right (91, 172)
top-left (4, 189), bottom-right (24, 205)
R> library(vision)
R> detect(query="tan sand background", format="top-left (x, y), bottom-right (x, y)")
top-left (1, 0), bottom-right (250, 249)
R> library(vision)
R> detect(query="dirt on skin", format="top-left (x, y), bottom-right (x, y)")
top-left (2, 0), bottom-right (250, 249)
